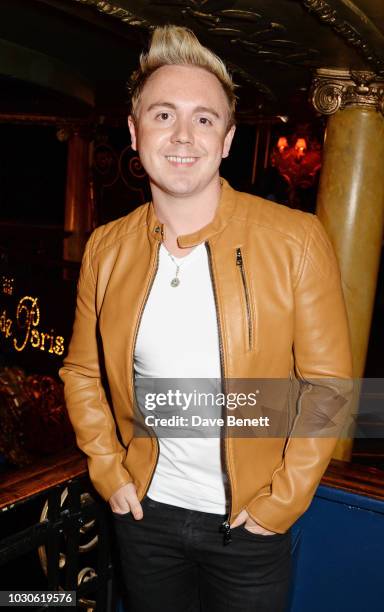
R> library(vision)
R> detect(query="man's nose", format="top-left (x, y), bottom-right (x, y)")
top-left (171, 118), bottom-right (194, 145)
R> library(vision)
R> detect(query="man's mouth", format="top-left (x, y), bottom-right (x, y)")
top-left (165, 156), bottom-right (198, 165)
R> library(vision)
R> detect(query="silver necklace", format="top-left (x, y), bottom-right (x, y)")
top-left (168, 252), bottom-right (186, 287)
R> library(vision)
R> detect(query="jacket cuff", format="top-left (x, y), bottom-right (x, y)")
top-left (245, 494), bottom-right (299, 534)
top-left (86, 452), bottom-right (133, 502)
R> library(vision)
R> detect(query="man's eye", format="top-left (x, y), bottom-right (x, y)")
top-left (198, 117), bottom-right (212, 125)
top-left (157, 112), bottom-right (170, 121)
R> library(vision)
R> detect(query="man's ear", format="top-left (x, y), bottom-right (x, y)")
top-left (128, 115), bottom-right (137, 151)
top-left (222, 125), bottom-right (236, 159)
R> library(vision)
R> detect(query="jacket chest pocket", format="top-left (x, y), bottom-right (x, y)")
top-left (236, 247), bottom-right (254, 351)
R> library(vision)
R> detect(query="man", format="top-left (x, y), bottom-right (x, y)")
top-left (59, 25), bottom-right (352, 612)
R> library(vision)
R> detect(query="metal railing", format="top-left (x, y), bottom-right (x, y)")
top-left (0, 474), bottom-right (121, 610)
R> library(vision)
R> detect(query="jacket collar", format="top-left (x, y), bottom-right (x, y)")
top-left (146, 178), bottom-right (238, 248)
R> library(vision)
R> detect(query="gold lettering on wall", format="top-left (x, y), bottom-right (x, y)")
top-left (0, 295), bottom-right (65, 356)
top-left (1, 275), bottom-right (14, 296)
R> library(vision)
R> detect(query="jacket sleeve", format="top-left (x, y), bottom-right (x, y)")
top-left (246, 215), bottom-right (354, 533)
top-left (59, 230), bottom-right (133, 501)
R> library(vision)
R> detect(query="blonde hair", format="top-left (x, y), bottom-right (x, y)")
top-left (129, 25), bottom-right (237, 128)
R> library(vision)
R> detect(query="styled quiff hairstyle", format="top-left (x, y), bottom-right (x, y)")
top-left (129, 25), bottom-right (237, 129)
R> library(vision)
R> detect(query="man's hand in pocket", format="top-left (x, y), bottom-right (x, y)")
top-left (109, 482), bottom-right (143, 519)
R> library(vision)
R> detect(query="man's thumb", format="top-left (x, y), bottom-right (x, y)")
top-left (129, 498), bottom-right (143, 520)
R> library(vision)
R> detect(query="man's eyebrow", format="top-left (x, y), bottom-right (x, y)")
top-left (146, 102), bottom-right (221, 119)
top-left (146, 102), bottom-right (176, 112)
top-left (194, 106), bottom-right (221, 119)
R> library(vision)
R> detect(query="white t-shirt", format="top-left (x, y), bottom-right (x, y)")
top-left (134, 242), bottom-right (227, 513)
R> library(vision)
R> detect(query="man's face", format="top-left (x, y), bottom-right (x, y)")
top-left (128, 65), bottom-right (235, 198)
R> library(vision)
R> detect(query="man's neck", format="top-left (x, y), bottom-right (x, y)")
top-left (150, 177), bottom-right (222, 257)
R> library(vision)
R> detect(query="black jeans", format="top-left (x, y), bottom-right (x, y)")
top-left (112, 496), bottom-right (292, 612)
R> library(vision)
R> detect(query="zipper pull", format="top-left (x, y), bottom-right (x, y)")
top-left (236, 247), bottom-right (242, 266)
top-left (219, 519), bottom-right (232, 545)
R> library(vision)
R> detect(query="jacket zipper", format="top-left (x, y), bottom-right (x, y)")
top-left (205, 242), bottom-right (233, 544)
top-left (236, 247), bottom-right (253, 350)
top-left (132, 240), bottom-right (161, 500)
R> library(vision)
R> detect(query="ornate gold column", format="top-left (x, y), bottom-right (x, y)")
top-left (63, 127), bottom-right (93, 264)
top-left (311, 69), bottom-right (384, 460)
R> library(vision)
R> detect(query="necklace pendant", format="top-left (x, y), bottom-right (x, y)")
top-left (170, 277), bottom-right (180, 287)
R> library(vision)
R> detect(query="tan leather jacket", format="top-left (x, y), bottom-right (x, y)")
top-left (59, 179), bottom-right (352, 533)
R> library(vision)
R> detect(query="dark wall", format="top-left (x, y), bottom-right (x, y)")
top-left (0, 124), bottom-right (67, 225)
